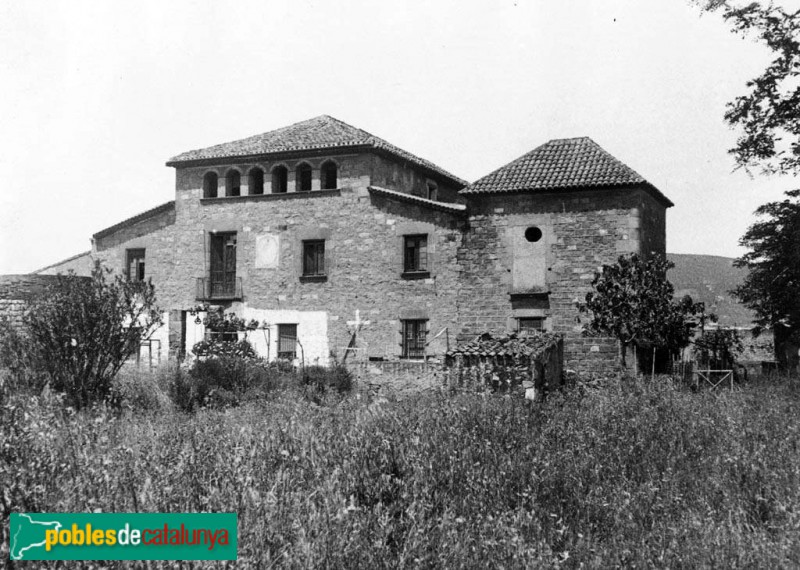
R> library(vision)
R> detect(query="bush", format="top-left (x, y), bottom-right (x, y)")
top-left (110, 365), bottom-right (174, 414)
top-left (173, 356), bottom-right (296, 412)
top-left (191, 338), bottom-right (258, 359)
top-left (302, 364), bottom-right (354, 394)
top-left (0, 265), bottom-right (161, 409)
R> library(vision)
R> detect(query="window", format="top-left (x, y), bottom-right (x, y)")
top-left (209, 232), bottom-right (237, 299)
top-left (126, 249), bottom-right (145, 281)
top-left (272, 165), bottom-right (288, 193)
top-left (278, 324), bottom-right (298, 360)
top-left (248, 167), bottom-right (264, 195)
top-left (302, 240), bottom-right (325, 276)
top-left (426, 181), bottom-right (438, 201)
top-left (226, 169), bottom-right (241, 197)
top-left (321, 160), bottom-right (338, 190)
top-left (518, 317), bottom-right (544, 334)
top-left (404, 234), bottom-right (428, 273)
top-left (296, 163), bottom-right (312, 192)
top-left (203, 172), bottom-right (218, 198)
top-left (402, 319), bottom-right (427, 359)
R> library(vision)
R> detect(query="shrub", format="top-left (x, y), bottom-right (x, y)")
top-left (173, 357), bottom-right (296, 411)
top-left (191, 338), bottom-right (258, 359)
top-left (110, 365), bottom-right (174, 414)
top-left (302, 364), bottom-right (354, 394)
top-left (0, 264), bottom-right (161, 408)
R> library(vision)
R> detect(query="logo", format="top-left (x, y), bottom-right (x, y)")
top-left (9, 513), bottom-right (237, 561)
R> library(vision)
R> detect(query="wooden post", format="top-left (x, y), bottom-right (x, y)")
top-left (652, 346), bottom-right (656, 380)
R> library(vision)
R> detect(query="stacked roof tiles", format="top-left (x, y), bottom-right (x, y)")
top-left (446, 332), bottom-right (561, 359)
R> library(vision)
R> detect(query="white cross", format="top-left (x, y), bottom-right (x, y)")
top-left (346, 309), bottom-right (371, 333)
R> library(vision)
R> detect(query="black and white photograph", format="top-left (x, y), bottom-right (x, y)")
top-left (2, 0), bottom-right (800, 566)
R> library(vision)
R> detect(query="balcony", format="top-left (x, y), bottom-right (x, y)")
top-left (195, 277), bottom-right (243, 301)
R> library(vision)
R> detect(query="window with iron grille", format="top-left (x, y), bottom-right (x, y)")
top-left (302, 240), bottom-right (325, 276)
top-left (517, 317), bottom-right (544, 333)
top-left (403, 234), bottom-right (428, 273)
top-left (402, 319), bottom-right (427, 359)
top-left (126, 249), bottom-right (145, 282)
top-left (278, 324), bottom-right (297, 360)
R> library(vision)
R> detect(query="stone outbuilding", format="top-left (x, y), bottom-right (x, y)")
top-left (31, 115), bottom-right (673, 374)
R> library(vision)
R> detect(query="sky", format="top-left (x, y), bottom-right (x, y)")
top-left (1, 0), bottom-right (798, 274)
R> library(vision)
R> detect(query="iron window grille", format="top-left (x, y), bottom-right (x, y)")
top-left (402, 319), bottom-right (427, 359)
top-left (517, 317), bottom-right (544, 334)
top-left (278, 324), bottom-right (298, 360)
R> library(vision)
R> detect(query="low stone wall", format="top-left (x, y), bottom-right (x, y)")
top-left (346, 360), bottom-right (442, 395)
top-left (0, 274), bottom-right (89, 330)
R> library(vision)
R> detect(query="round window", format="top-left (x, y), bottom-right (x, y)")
top-left (525, 226), bottom-right (543, 243)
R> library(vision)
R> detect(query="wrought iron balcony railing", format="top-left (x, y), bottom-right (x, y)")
top-left (195, 277), bottom-right (243, 301)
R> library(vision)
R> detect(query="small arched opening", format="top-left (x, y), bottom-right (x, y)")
top-left (203, 171), bottom-right (218, 198)
top-left (272, 165), bottom-right (288, 193)
top-left (248, 167), bottom-right (264, 195)
top-left (226, 169), bottom-right (241, 197)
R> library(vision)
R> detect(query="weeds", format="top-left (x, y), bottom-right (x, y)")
top-left (2, 375), bottom-right (800, 567)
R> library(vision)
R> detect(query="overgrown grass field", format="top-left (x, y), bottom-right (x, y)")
top-left (3, 372), bottom-right (800, 567)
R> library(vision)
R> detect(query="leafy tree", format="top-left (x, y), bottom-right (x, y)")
top-left (697, 1), bottom-right (800, 175)
top-left (0, 264), bottom-right (162, 408)
top-left (579, 254), bottom-right (705, 368)
top-left (733, 189), bottom-right (800, 369)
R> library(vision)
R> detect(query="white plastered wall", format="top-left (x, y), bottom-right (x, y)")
top-left (183, 306), bottom-right (329, 366)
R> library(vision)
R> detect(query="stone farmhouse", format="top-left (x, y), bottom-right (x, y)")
top-left (36, 115), bottom-right (673, 373)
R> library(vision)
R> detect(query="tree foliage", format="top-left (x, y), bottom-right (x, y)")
top-left (580, 254), bottom-right (705, 366)
top-left (699, 1), bottom-right (800, 175)
top-left (733, 188), bottom-right (800, 368)
top-left (0, 264), bottom-right (162, 408)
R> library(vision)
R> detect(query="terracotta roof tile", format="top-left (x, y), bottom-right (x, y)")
top-left (460, 137), bottom-right (673, 206)
top-left (446, 332), bottom-right (561, 359)
top-left (167, 115), bottom-right (466, 186)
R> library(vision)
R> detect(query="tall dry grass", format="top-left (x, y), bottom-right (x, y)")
top-left (2, 374), bottom-right (800, 567)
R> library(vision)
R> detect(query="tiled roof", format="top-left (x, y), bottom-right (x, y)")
top-left (446, 332), bottom-right (562, 359)
top-left (33, 250), bottom-right (93, 274)
top-left (368, 186), bottom-right (467, 215)
top-left (167, 115), bottom-right (466, 187)
top-left (93, 201), bottom-right (176, 240)
top-left (460, 137), bottom-right (673, 206)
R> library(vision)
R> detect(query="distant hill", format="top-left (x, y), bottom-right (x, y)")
top-left (667, 253), bottom-right (755, 327)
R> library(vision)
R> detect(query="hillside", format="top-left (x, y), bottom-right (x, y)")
top-left (667, 253), bottom-right (755, 327)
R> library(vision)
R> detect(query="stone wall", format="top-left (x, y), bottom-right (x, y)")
top-left (87, 143), bottom-right (667, 375)
top-left (456, 186), bottom-right (667, 373)
top-left (347, 360), bottom-right (442, 394)
top-left (95, 151), bottom-right (466, 364)
top-left (0, 274), bottom-right (90, 330)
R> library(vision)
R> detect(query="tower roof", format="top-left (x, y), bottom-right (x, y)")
top-left (460, 136), bottom-right (672, 206)
top-left (167, 115), bottom-right (466, 186)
